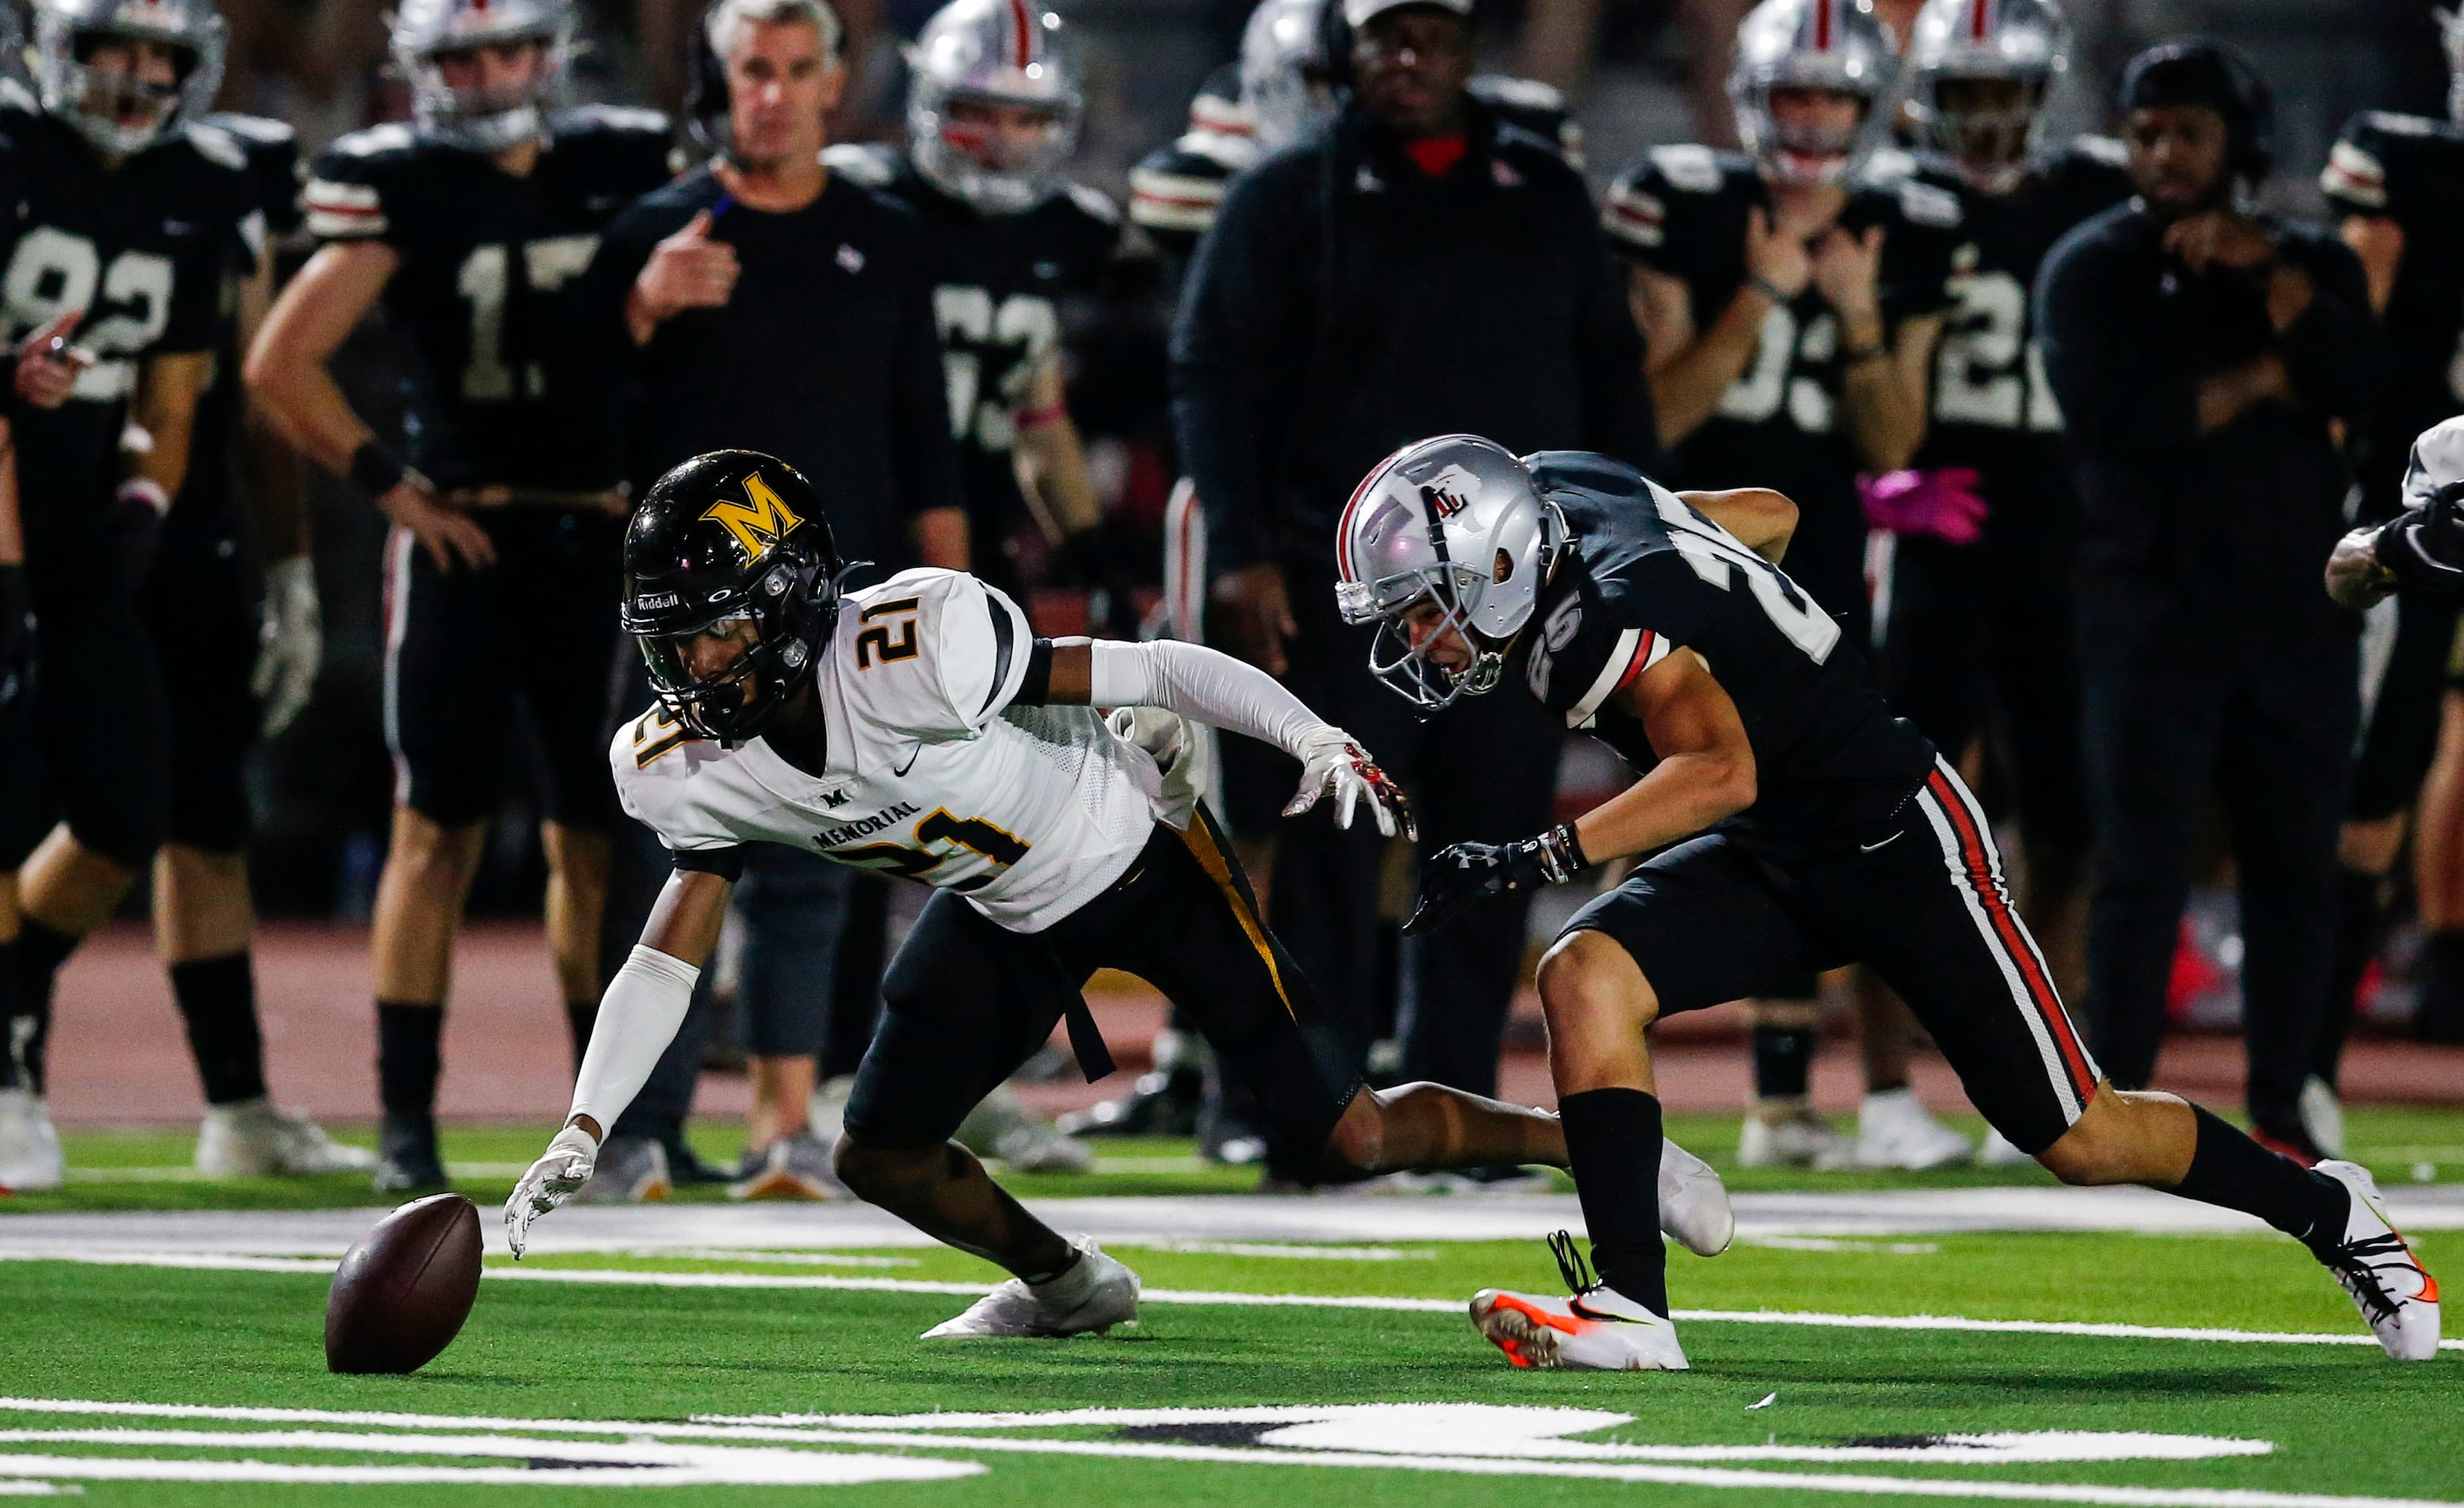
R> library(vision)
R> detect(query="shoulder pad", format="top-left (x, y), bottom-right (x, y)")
top-left (327, 122), bottom-right (418, 161)
top-left (205, 112), bottom-right (292, 147)
top-left (839, 569), bottom-right (1034, 739)
top-left (1132, 149), bottom-right (1231, 233)
top-left (1189, 59), bottom-right (1246, 137)
top-left (609, 707), bottom-right (737, 848)
top-left (555, 103), bottom-right (673, 139)
top-left (1472, 74), bottom-right (1567, 113)
top-left (2360, 109), bottom-right (2441, 139)
top-left (822, 141), bottom-right (900, 187)
top-left (181, 121), bottom-right (249, 171)
top-left (1891, 175), bottom-right (1964, 229)
top-left (1065, 181), bottom-right (1121, 225)
top-left (2323, 132), bottom-right (2389, 212)
top-left (1645, 143), bottom-right (1732, 194)
top-left (2070, 133), bottom-right (2129, 168)
top-left (0, 76), bottom-right (35, 117)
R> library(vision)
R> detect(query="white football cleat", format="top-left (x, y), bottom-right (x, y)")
top-left (0, 1089), bottom-right (64, 1192)
top-left (2311, 1160), bottom-right (2440, 1361)
top-left (924, 1238), bottom-right (1140, 1339)
top-left (1659, 1138), bottom-right (1733, 1256)
top-left (1738, 1100), bottom-right (1854, 1169)
top-left (1471, 1233), bottom-right (1688, 1371)
top-left (957, 1084), bottom-right (1094, 1173)
top-left (1854, 1088), bottom-right (1974, 1170)
top-left (195, 1098), bottom-right (376, 1177)
top-left (1977, 1127), bottom-right (2034, 1166)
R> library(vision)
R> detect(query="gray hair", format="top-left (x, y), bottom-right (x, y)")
top-left (704, 0), bottom-right (842, 61)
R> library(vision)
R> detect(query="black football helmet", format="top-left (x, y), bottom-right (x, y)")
top-left (622, 450), bottom-right (842, 744)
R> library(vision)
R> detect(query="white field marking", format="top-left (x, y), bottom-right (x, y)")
top-left (7, 1249), bottom-right (2459, 1351)
top-left (0, 1483), bottom-right (70, 1495)
top-left (0, 1400), bottom-right (2417, 1508)
top-left (1154, 1242), bottom-right (1438, 1261)
top-left (1742, 1237), bottom-right (1941, 1254)
top-left (614, 1249), bottom-right (921, 1268)
top-left (1090, 1156), bottom-right (1207, 1172)
top-left (62, 1163), bottom-right (528, 1184)
top-left (0, 1428), bottom-right (978, 1487)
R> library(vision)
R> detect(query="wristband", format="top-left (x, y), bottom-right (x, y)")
top-left (1535, 821), bottom-right (1589, 885)
top-left (1747, 274), bottom-right (1793, 308)
top-left (115, 478), bottom-right (171, 518)
top-left (1015, 399), bottom-right (1068, 430)
top-left (348, 439), bottom-right (408, 498)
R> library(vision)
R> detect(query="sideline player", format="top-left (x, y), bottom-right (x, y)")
top-left (1603, 0), bottom-right (1960, 1169)
top-left (1336, 434), bottom-right (2440, 1369)
top-left (247, 0), bottom-right (674, 1192)
top-left (2318, 16), bottom-right (2464, 1061)
top-left (0, 0), bottom-right (267, 1186)
top-left (507, 451), bottom-right (1734, 1334)
top-left (1873, 0), bottom-right (2129, 1161)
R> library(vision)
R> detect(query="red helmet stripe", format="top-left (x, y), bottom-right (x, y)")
top-left (1336, 441), bottom-right (1419, 582)
top-left (1009, 0), bottom-right (1034, 66)
top-left (1969, 0), bottom-right (1992, 42)
top-left (1813, 0), bottom-right (1834, 52)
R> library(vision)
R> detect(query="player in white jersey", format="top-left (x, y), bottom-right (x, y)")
top-left (504, 450), bottom-right (1736, 1339)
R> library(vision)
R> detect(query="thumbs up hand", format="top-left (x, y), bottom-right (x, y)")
top-left (629, 208), bottom-right (740, 338)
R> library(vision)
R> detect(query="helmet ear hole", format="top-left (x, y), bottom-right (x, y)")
top-left (1493, 548), bottom-right (1512, 584)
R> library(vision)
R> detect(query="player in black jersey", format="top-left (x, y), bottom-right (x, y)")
top-left (120, 111), bottom-right (370, 1179)
top-left (2318, 20), bottom-right (2464, 1064)
top-left (246, 0), bottom-right (675, 1194)
top-left (0, 0), bottom-right (274, 1189)
top-left (1605, 0), bottom-right (1957, 1169)
top-left (1336, 433), bottom-right (2442, 1369)
top-left (1870, 0), bottom-right (2131, 1161)
top-left (827, 0), bottom-right (1129, 619)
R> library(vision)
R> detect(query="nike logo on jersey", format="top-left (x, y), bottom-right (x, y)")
top-left (892, 746), bottom-right (921, 777)
top-left (814, 802), bottom-right (920, 850)
top-left (1859, 832), bottom-right (1903, 853)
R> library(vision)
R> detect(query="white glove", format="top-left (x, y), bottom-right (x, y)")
top-left (1284, 726), bottom-right (1415, 840)
top-left (505, 1123), bottom-right (598, 1259)
top-left (1109, 705), bottom-right (1204, 828)
top-left (251, 556), bottom-right (321, 739)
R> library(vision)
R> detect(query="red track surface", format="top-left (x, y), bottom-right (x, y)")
top-left (43, 920), bottom-right (2464, 1128)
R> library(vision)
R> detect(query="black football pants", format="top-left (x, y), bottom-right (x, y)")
top-left (2076, 585), bottom-right (2356, 1131)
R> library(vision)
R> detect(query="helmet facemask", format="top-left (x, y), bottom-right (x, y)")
top-left (1746, 83), bottom-right (1874, 185)
top-left (915, 92), bottom-right (1078, 211)
top-left (394, 2), bottom-right (574, 154)
top-left (627, 546), bottom-right (835, 744)
top-left (1926, 74), bottom-right (2046, 190)
top-left (1344, 567), bottom-right (1509, 712)
top-left (35, 4), bottom-right (224, 159)
top-left (907, 0), bottom-right (1083, 214)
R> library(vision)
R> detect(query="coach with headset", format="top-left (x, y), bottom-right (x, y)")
top-left (2035, 42), bottom-right (2377, 1154)
top-left (1172, 0), bottom-right (1654, 1151)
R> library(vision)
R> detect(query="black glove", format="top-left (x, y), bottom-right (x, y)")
top-left (1402, 823), bottom-right (1589, 936)
top-left (0, 563), bottom-right (33, 730)
top-left (1064, 523), bottom-right (1145, 641)
top-left (2375, 481), bottom-right (2464, 597)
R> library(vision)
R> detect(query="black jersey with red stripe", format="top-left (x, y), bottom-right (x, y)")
top-left (1515, 450), bottom-right (1936, 858)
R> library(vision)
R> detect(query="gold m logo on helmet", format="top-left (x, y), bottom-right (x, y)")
top-left (702, 473), bottom-right (805, 560)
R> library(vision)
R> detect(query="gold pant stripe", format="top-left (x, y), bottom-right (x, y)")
top-left (1173, 817), bottom-right (1298, 1021)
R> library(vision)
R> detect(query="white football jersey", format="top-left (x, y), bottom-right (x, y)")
top-left (611, 569), bottom-right (1168, 932)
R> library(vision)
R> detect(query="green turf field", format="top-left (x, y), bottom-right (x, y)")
top-left (1, 1109), bottom-right (2457, 1505)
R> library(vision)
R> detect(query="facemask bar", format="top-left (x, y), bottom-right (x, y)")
top-left (1342, 562), bottom-right (1503, 713)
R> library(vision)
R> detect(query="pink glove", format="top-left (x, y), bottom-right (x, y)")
top-left (1859, 468), bottom-right (1988, 546)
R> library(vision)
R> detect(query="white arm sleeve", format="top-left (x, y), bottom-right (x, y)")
top-left (568, 945), bottom-right (700, 1132)
top-left (1086, 638), bottom-right (1327, 758)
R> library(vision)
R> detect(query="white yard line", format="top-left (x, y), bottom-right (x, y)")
top-left (3, 1248), bottom-right (2452, 1352)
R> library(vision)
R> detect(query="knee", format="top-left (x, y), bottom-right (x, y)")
top-left (2033, 1091), bottom-right (2135, 1186)
top-left (1321, 1085), bottom-right (1412, 1172)
top-left (831, 1135), bottom-right (940, 1200)
top-left (1536, 932), bottom-right (1657, 1032)
top-left (390, 816), bottom-right (482, 890)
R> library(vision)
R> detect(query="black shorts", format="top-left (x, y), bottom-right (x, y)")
top-left (1565, 759), bottom-right (2102, 1154)
top-left (845, 811), bottom-right (1365, 1155)
top-left (139, 508), bottom-right (259, 854)
top-left (382, 508), bottom-right (624, 831)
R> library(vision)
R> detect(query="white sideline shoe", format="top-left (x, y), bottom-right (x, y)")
top-left (957, 1084), bottom-right (1093, 1173)
top-left (2311, 1160), bottom-right (2441, 1361)
top-left (1977, 1127), bottom-right (2034, 1167)
top-left (194, 1098), bottom-right (375, 1177)
top-left (923, 1238), bottom-right (1140, 1339)
top-left (0, 1089), bottom-right (63, 1192)
top-left (1470, 1233), bottom-right (1688, 1371)
top-left (1659, 1139), bottom-right (1734, 1256)
top-left (2299, 1076), bottom-right (2348, 1160)
top-left (1738, 1099), bottom-right (1854, 1169)
top-left (1855, 1088), bottom-right (1974, 1170)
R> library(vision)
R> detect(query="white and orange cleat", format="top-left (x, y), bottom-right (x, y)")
top-left (1470, 1233), bottom-right (1689, 1371)
top-left (2311, 1160), bottom-right (2441, 1361)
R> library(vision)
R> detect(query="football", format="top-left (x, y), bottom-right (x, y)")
top-left (324, 1193), bottom-right (484, 1375)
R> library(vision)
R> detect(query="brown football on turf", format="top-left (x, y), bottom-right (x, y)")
top-left (324, 1192), bottom-right (483, 1374)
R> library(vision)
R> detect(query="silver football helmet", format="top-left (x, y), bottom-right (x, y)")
top-left (1907, 0), bottom-right (2066, 190)
top-left (1729, 0), bottom-right (1900, 185)
top-left (2442, 6), bottom-right (2464, 125)
top-left (1335, 435), bottom-right (1567, 711)
top-left (391, 0), bottom-right (575, 153)
top-left (1240, 0), bottom-right (1334, 154)
top-left (908, 0), bottom-right (1082, 214)
top-left (33, 0), bottom-right (226, 158)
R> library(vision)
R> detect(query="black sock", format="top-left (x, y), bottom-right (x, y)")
top-left (172, 953), bottom-right (267, 1106)
top-left (2317, 868), bottom-right (2383, 1082)
top-left (2171, 1105), bottom-right (2351, 1250)
top-left (565, 1000), bottom-right (598, 1073)
top-left (1752, 1025), bottom-right (1814, 1100)
top-left (2417, 931), bottom-right (2464, 1041)
top-left (1558, 1086), bottom-right (1669, 1315)
top-left (11, 919), bottom-right (79, 1095)
top-left (376, 1001), bottom-right (444, 1119)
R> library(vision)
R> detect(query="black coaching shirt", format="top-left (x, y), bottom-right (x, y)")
top-left (584, 163), bottom-right (961, 582)
top-left (1516, 450), bottom-right (1936, 859)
